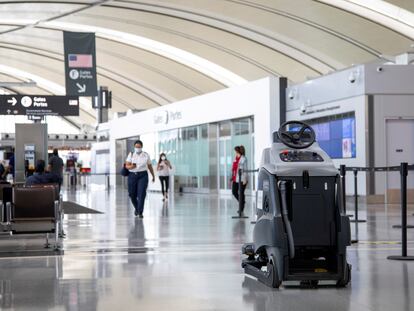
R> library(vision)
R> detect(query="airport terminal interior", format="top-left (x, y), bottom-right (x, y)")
top-left (0, 0), bottom-right (414, 310)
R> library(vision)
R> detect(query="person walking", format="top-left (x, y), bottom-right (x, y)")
top-left (125, 140), bottom-right (155, 218)
top-left (231, 145), bottom-right (248, 214)
top-left (48, 148), bottom-right (64, 188)
top-left (157, 153), bottom-right (172, 201)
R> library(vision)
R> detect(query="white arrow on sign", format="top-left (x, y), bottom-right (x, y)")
top-left (6, 109), bottom-right (11, 114)
top-left (76, 83), bottom-right (86, 93)
top-left (7, 97), bottom-right (17, 106)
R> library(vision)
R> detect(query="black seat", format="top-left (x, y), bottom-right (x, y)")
top-left (27, 183), bottom-right (60, 201)
top-left (13, 187), bottom-right (56, 220)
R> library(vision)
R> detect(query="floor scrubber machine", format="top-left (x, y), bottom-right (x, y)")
top-left (242, 121), bottom-right (351, 288)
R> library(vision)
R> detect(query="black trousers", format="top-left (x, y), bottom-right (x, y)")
top-left (232, 182), bottom-right (246, 211)
top-left (159, 176), bottom-right (169, 196)
top-left (128, 171), bottom-right (149, 214)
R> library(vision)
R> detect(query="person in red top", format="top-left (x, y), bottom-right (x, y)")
top-left (231, 146), bottom-right (248, 212)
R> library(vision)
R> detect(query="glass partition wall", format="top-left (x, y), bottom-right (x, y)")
top-left (218, 118), bottom-right (254, 193)
top-left (117, 116), bottom-right (254, 194)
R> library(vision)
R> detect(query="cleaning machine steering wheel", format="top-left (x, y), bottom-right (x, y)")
top-left (278, 121), bottom-right (315, 149)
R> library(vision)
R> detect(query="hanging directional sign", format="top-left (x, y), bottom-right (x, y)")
top-left (63, 31), bottom-right (98, 96)
top-left (0, 95), bottom-right (79, 116)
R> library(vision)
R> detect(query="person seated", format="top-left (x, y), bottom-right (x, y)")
top-left (25, 160), bottom-right (60, 186)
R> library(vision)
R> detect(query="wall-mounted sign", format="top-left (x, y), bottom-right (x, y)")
top-left (63, 31), bottom-right (97, 96)
top-left (153, 110), bottom-right (182, 125)
top-left (300, 105), bottom-right (340, 116)
top-left (0, 95), bottom-right (79, 116)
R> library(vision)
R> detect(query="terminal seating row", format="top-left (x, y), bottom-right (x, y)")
top-left (0, 182), bottom-right (63, 250)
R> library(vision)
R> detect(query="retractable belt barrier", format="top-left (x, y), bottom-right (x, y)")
top-left (340, 163), bottom-right (414, 260)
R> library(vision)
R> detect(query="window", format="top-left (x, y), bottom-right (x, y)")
top-left (304, 112), bottom-right (356, 159)
top-left (233, 118), bottom-right (250, 135)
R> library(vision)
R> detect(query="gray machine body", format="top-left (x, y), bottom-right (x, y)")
top-left (260, 141), bottom-right (338, 177)
top-left (246, 131), bottom-right (351, 285)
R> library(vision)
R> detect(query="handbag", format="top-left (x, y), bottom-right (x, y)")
top-left (120, 164), bottom-right (129, 177)
top-left (120, 153), bottom-right (131, 177)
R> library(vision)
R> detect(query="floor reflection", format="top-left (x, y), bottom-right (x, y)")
top-left (0, 188), bottom-right (411, 310)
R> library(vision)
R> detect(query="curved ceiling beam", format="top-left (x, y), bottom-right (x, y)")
top-left (0, 20), bottom-right (246, 87)
top-left (109, 1), bottom-right (341, 72)
top-left (79, 12), bottom-right (285, 77)
top-left (42, 21), bottom-right (247, 86)
top-left (0, 32), bottom-right (205, 95)
top-left (0, 0), bottom-right (386, 58)
top-left (316, 0), bottom-right (414, 40)
top-left (225, 0), bottom-right (382, 57)
top-left (0, 42), bottom-right (174, 106)
top-left (0, 1), bottom-right (325, 77)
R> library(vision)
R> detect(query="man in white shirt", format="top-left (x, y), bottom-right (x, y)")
top-left (125, 140), bottom-right (155, 218)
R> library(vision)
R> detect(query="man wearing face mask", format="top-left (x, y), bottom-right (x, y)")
top-left (125, 140), bottom-right (155, 218)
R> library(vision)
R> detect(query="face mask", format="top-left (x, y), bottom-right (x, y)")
top-left (135, 147), bottom-right (142, 154)
top-left (161, 156), bottom-right (166, 161)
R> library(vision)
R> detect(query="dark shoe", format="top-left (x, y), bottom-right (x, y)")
top-left (134, 210), bottom-right (139, 217)
top-left (139, 213), bottom-right (144, 218)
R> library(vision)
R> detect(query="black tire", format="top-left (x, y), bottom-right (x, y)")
top-left (268, 255), bottom-right (282, 288)
top-left (336, 263), bottom-right (351, 287)
top-left (300, 280), bottom-right (319, 288)
top-left (310, 280), bottom-right (319, 288)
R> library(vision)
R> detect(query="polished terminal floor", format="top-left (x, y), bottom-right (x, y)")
top-left (0, 187), bottom-right (413, 311)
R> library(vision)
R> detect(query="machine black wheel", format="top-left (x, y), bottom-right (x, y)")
top-left (267, 255), bottom-right (282, 288)
top-left (300, 280), bottom-right (319, 288)
top-left (336, 263), bottom-right (352, 287)
top-left (310, 280), bottom-right (319, 288)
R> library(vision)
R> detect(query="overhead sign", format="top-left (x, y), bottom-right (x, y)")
top-left (63, 31), bottom-right (97, 96)
top-left (0, 95), bottom-right (79, 116)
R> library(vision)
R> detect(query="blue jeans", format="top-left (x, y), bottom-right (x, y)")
top-left (128, 171), bottom-right (149, 214)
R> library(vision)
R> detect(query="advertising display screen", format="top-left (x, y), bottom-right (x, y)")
top-left (305, 112), bottom-right (356, 159)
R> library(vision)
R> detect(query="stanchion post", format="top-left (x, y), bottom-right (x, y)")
top-left (387, 162), bottom-right (414, 260)
top-left (402, 163), bottom-right (407, 257)
top-left (105, 173), bottom-right (110, 191)
top-left (339, 165), bottom-right (346, 214)
top-left (354, 169), bottom-right (358, 221)
top-left (339, 165), bottom-right (353, 217)
top-left (351, 169), bottom-right (366, 224)
top-left (392, 163), bottom-right (414, 228)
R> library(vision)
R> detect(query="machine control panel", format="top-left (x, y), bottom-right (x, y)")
top-left (279, 150), bottom-right (324, 162)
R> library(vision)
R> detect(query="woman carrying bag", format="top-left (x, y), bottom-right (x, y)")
top-left (124, 140), bottom-right (155, 218)
top-left (231, 145), bottom-right (248, 214)
top-left (157, 153), bottom-right (172, 201)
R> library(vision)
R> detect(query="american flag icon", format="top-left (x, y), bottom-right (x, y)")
top-left (68, 54), bottom-right (93, 68)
